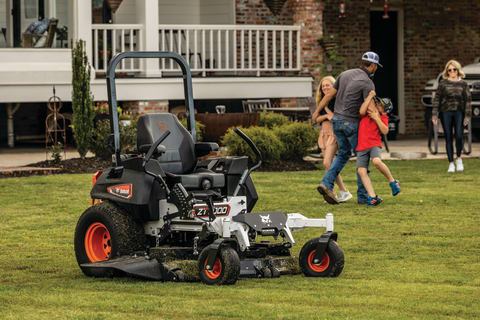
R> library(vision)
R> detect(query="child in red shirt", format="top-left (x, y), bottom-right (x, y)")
top-left (356, 91), bottom-right (401, 206)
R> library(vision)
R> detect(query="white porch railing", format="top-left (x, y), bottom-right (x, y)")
top-left (158, 24), bottom-right (301, 76)
top-left (92, 24), bottom-right (144, 73)
top-left (91, 24), bottom-right (301, 77)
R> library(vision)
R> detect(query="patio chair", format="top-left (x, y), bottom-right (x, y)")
top-left (242, 99), bottom-right (271, 113)
top-left (22, 18), bottom-right (58, 48)
top-left (427, 119), bottom-right (472, 155)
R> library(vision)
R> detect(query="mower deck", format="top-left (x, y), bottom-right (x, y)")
top-left (81, 254), bottom-right (300, 282)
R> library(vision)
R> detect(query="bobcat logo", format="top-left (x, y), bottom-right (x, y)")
top-left (260, 214), bottom-right (272, 224)
top-left (157, 120), bottom-right (168, 131)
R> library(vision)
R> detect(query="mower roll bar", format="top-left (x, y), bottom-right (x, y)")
top-left (106, 51), bottom-right (197, 167)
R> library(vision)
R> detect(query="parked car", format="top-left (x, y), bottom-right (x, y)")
top-left (422, 58), bottom-right (480, 141)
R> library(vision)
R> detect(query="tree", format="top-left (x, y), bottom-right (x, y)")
top-left (71, 40), bottom-right (94, 158)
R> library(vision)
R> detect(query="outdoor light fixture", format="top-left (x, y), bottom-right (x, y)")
top-left (339, 0), bottom-right (346, 18)
top-left (263, 0), bottom-right (287, 16)
top-left (382, 0), bottom-right (390, 19)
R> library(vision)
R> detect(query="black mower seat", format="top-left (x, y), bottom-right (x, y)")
top-left (137, 113), bottom-right (197, 174)
top-left (137, 113), bottom-right (225, 190)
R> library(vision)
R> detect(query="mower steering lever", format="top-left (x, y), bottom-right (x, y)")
top-left (232, 128), bottom-right (262, 197)
top-left (143, 130), bottom-right (171, 165)
top-left (143, 131), bottom-right (171, 194)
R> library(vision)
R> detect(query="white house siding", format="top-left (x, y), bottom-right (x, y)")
top-left (0, 0), bottom-right (6, 48)
top-left (158, 0), bottom-right (201, 25)
top-left (113, 0), bottom-right (137, 24)
top-left (200, 0), bottom-right (234, 25)
top-left (0, 76), bottom-right (312, 103)
top-left (115, 0), bottom-right (234, 25)
top-left (0, 0), bottom-right (6, 29)
top-left (116, 0), bottom-right (203, 25)
top-left (52, 0), bottom-right (69, 48)
top-left (54, 0), bottom-right (68, 24)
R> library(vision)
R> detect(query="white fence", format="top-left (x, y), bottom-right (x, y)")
top-left (92, 24), bottom-right (144, 73)
top-left (92, 24), bottom-right (301, 76)
top-left (159, 24), bottom-right (301, 76)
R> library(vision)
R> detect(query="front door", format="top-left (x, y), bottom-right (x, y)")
top-left (370, 10), bottom-right (398, 115)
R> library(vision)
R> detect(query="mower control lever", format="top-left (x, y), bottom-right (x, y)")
top-left (143, 131), bottom-right (171, 194)
top-left (143, 130), bottom-right (171, 165)
top-left (233, 128), bottom-right (262, 164)
top-left (233, 128), bottom-right (262, 197)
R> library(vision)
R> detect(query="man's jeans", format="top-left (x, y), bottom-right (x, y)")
top-left (321, 118), bottom-right (369, 202)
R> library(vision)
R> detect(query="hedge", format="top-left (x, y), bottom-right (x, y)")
top-left (221, 126), bottom-right (283, 163)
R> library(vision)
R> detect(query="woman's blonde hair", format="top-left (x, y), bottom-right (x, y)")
top-left (315, 76), bottom-right (336, 106)
top-left (442, 59), bottom-right (465, 79)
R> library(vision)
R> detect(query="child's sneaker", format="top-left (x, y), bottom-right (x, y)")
top-left (456, 158), bottom-right (464, 172)
top-left (367, 195), bottom-right (382, 206)
top-left (337, 190), bottom-right (353, 203)
top-left (390, 180), bottom-right (401, 196)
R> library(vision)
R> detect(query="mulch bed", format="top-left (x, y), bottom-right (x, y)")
top-left (1, 157), bottom-right (318, 178)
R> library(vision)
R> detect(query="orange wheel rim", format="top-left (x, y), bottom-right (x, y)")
top-left (84, 222), bottom-right (111, 262)
top-left (204, 258), bottom-right (222, 280)
top-left (307, 250), bottom-right (330, 272)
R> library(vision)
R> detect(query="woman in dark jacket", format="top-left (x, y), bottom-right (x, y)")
top-left (432, 59), bottom-right (472, 173)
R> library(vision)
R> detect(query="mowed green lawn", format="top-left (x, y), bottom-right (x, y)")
top-left (0, 159), bottom-right (479, 320)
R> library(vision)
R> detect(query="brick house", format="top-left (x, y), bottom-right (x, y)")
top-left (1, 0), bottom-right (479, 147)
top-left (248, 0), bottom-right (480, 137)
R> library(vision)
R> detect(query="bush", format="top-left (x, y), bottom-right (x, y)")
top-left (90, 119), bottom-right (138, 160)
top-left (258, 111), bottom-right (290, 129)
top-left (273, 122), bottom-right (317, 160)
top-left (221, 126), bottom-right (283, 163)
top-left (179, 117), bottom-right (205, 141)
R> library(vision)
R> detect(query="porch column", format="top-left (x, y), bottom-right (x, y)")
top-left (136, 0), bottom-right (160, 77)
top-left (7, 104), bottom-right (20, 148)
top-left (290, 0), bottom-right (324, 94)
top-left (70, 0), bottom-right (93, 67)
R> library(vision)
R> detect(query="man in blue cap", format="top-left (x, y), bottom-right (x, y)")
top-left (313, 51), bottom-right (382, 204)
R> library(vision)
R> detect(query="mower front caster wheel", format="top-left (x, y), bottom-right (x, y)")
top-left (299, 239), bottom-right (344, 277)
top-left (198, 245), bottom-right (240, 285)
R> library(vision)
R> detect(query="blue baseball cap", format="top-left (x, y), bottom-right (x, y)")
top-left (362, 51), bottom-right (383, 67)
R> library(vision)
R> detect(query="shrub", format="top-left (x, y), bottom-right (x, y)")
top-left (179, 117), bottom-right (205, 142)
top-left (221, 126), bottom-right (283, 163)
top-left (90, 119), bottom-right (138, 160)
top-left (273, 122), bottom-right (317, 160)
top-left (71, 40), bottom-right (95, 158)
top-left (258, 111), bottom-right (290, 129)
top-left (49, 142), bottom-right (63, 164)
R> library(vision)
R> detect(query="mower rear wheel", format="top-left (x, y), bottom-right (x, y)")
top-left (198, 245), bottom-right (240, 285)
top-left (299, 239), bottom-right (344, 277)
top-left (74, 201), bottom-right (146, 277)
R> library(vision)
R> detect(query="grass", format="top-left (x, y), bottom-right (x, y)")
top-left (0, 159), bottom-right (479, 319)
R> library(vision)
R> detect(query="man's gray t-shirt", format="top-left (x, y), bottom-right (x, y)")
top-left (333, 68), bottom-right (375, 122)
